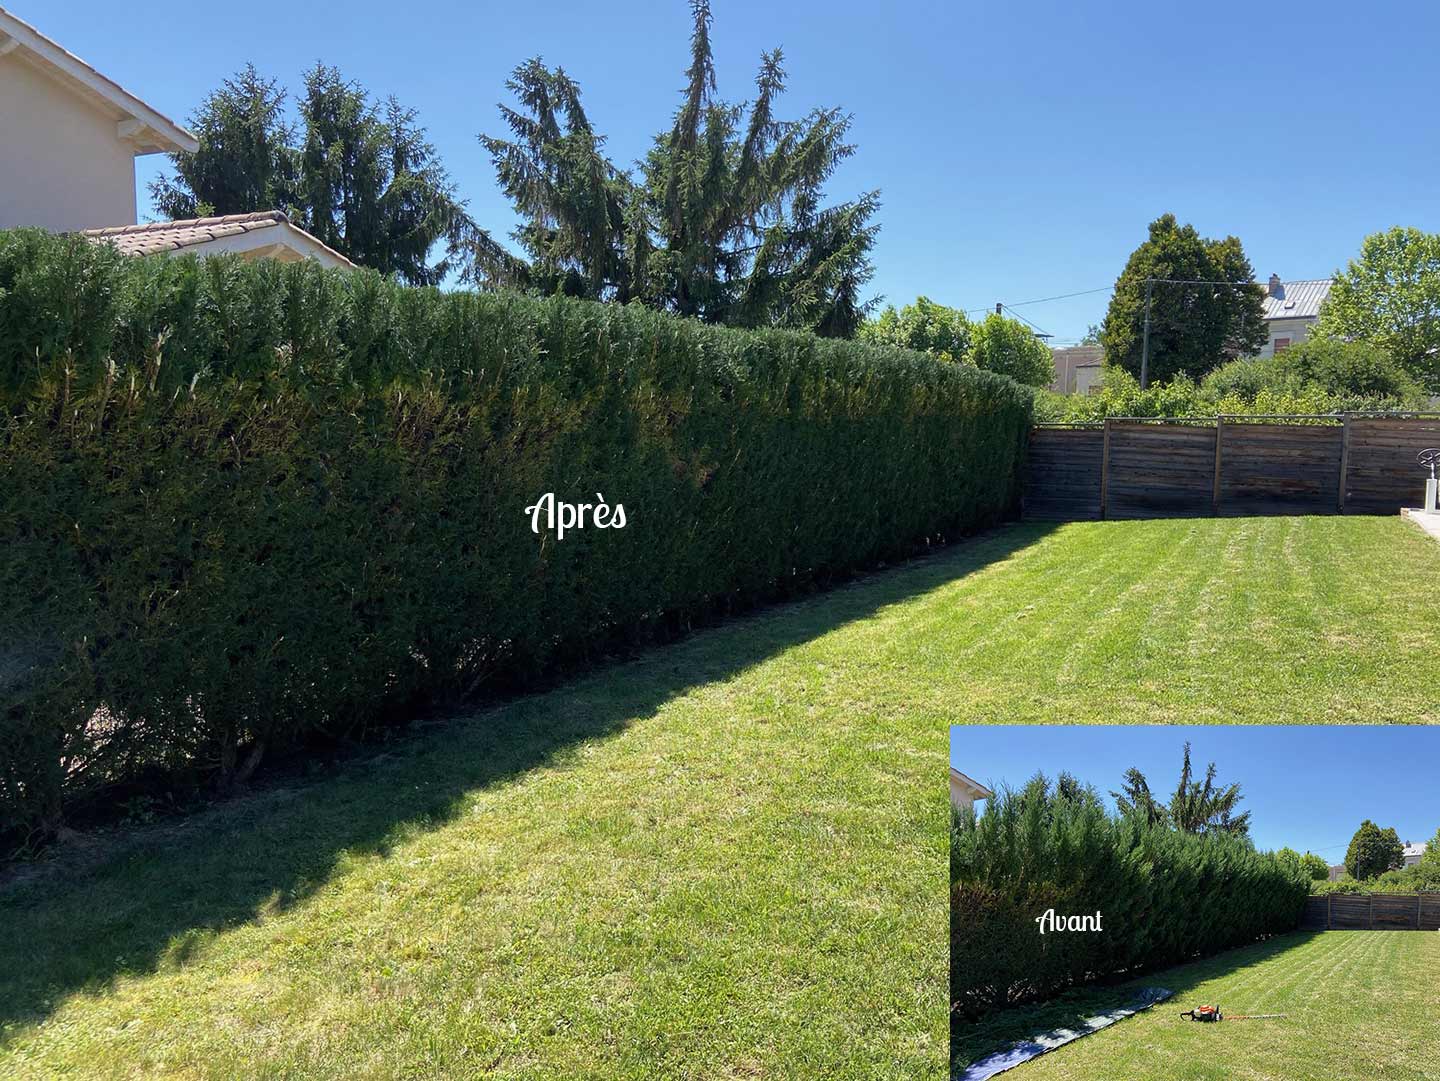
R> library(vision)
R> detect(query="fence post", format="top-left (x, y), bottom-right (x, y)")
top-left (1099, 418), bottom-right (1112, 520)
top-left (1212, 416), bottom-right (1224, 516)
top-left (1338, 413), bottom-right (1352, 513)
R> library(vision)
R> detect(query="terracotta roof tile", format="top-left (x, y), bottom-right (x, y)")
top-left (81, 211), bottom-right (288, 256)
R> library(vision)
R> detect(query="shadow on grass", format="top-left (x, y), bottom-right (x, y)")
top-left (0, 521), bottom-right (1057, 1040)
top-left (950, 931), bottom-right (1322, 1073)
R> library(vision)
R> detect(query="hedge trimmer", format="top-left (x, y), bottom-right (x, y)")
top-left (1179, 1005), bottom-right (1287, 1022)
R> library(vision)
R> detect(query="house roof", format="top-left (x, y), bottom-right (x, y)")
top-left (1261, 279), bottom-right (1332, 321)
top-left (81, 211), bottom-right (358, 269)
top-left (1403, 841), bottom-right (1428, 860)
top-left (950, 767), bottom-right (994, 800)
top-left (0, 5), bottom-right (197, 154)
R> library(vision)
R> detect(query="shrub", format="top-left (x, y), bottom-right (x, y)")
top-left (1202, 339), bottom-right (1422, 402)
top-left (951, 775), bottom-right (1308, 1022)
top-left (1033, 353), bottom-right (1424, 426)
top-left (968, 313), bottom-right (1055, 388)
top-left (1301, 852), bottom-right (1330, 881)
top-left (859, 296), bottom-right (972, 364)
top-left (0, 230), bottom-right (1032, 853)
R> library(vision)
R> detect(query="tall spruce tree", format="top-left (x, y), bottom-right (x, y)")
top-left (151, 65), bottom-right (299, 221)
top-left (151, 64), bottom-right (475, 285)
top-left (1112, 743), bottom-right (1250, 837)
top-left (476, 0), bottom-right (879, 336)
top-left (1100, 214), bottom-right (1267, 382)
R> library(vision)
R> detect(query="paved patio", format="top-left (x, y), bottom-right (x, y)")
top-left (1401, 508), bottom-right (1440, 542)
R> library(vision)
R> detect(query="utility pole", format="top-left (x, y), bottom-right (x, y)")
top-left (1139, 277), bottom-right (1154, 389)
top-left (995, 302), bottom-right (1003, 315)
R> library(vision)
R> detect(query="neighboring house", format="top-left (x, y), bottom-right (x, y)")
top-left (1049, 345), bottom-right (1104, 396)
top-left (1256, 274), bottom-right (1332, 358)
top-left (1402, 840), bottom-right (1428, 868)
top-left (950, 767), bottom-right (993, 812)
top-left (0, 5), bottom-right (353, 269)
top-left (1327, 863), bottom-right (1346, 882)
top-left (82, 212), bottom-right (356, 269)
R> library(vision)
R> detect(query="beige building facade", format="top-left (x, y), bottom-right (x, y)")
top-left (1, 6), bottom-right (353, 270)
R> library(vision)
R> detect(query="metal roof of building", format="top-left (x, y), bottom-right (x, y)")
top-left (1261, 279), bottom-right (1332, 321)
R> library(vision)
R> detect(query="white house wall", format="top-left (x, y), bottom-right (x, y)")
top-left (0, 51), bottom-right (138, 230)
top-left (1257, 316), bottom-right (1318, 359)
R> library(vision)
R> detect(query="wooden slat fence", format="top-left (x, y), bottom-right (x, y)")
top-left (1300, 892), bottom-right (1440, 931)
top-left (1023, 414), bottom-right (1440, 521)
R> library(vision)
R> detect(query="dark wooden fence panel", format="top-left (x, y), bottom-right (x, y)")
top-left (1299, 893), bottom-right (1439, 931)
top-left (1106, 422), bottom-right (1216, 519)
top-left (1023, 427), bottom-right (1103, 520)
top-left (1220, 423), bottom-right (1342, 515)
top-left (1023, 415), bottom-right (1440, 521)
top-left (1344, 417), bottom-right (1440, 514)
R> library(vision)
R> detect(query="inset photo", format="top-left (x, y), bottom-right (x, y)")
top-left (950, 726), bottom-right (1440, 1081)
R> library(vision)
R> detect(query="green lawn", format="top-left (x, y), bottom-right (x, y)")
top-left (2, 516), bottom-right (1437, 1079)
top-left (954, 931), bottom-right (1440, 1081)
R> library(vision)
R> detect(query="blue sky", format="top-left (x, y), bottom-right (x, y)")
top-left (28, 0), bottom-right (1440, 340)
top-left (950, 726), bottom-right (1439, 860)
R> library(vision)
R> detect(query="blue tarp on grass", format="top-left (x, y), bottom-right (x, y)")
top-left (958, 987), bottom-right (1174, 1081)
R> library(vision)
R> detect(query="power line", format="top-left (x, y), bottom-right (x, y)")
top-left (1004, 285), bottom-right (1114, 307)
top-left (1000, 303), bottom-right (1051, 339)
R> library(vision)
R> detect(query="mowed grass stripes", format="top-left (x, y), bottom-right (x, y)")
top-left (972, 932), bottom-right (1440, 1081)
top-left (1, 517), bottom-right (1437, 1080)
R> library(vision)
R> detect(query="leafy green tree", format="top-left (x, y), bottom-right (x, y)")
top-left (1080, 323), bottom-right (1102, 345)
top-left (1313, 226), bottom-right (1440, 390)
top-left (1100, 214), bottom-right (1267, 383)
top-left (969, 313), bottom-right (1055, 386)
top-left (151, 65), bottom-right (299, 221)
top-left (1420, 827), bottom-right (1440, 868)
top-left (151, 64), bottom-right (475, 285)
top-left (860, 297), bottom-right (972, 362)
top-left (1301, 852), bottom-right (1330, 881)
top-left (476, 0), bottom-right (879, 336)
top-left (1344, 819), bottom-right (1404, 880)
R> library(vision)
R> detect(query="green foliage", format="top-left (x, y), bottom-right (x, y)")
top-left (1203, 338), bottom-right (1422, 402)
top-left (1277, 849), bottom-right (1329, 882)
top-left (1423, 827), bottom-right (1440, 867)
top-left (1100, 214), bottom-right (1267, 383)
top-left (1033, 357), bottom-right (1422, 425)
top-left (1313, 226), bottom-right (1440, 391)
top-left (1301, 851), bottom-right (1330, 880)
top-left (1166, 742), bottom-right (1249, 836)
top-left (151, 65), bottom-right (298, 221)
top-left (859, 296), bottom-right (972, 363)
top-left (1311, 857), bottom-right (1440, 895)
top-left (1110, 742), bottom-right (1249, 836)
top-left (860, 300), bottom-right (1054, 387)
top-left (151, 63), bottom-right (474, 285)
top-left (1344, 819), bottom-right (1405, 880)
top-left (476, 1), bottom-right (878, 337)
top-left (968, 313), bottom-right (1055, 387)
top-left (951, 774), bottom-right (1307, 1020)
top-left (0, 229), bottom-right (1031, 852)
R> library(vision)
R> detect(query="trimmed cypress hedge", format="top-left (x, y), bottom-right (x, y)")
top-left (0, 230), bottom-right (1031, 851)
top-left (950, 777), bottom-right (1309, 1022)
